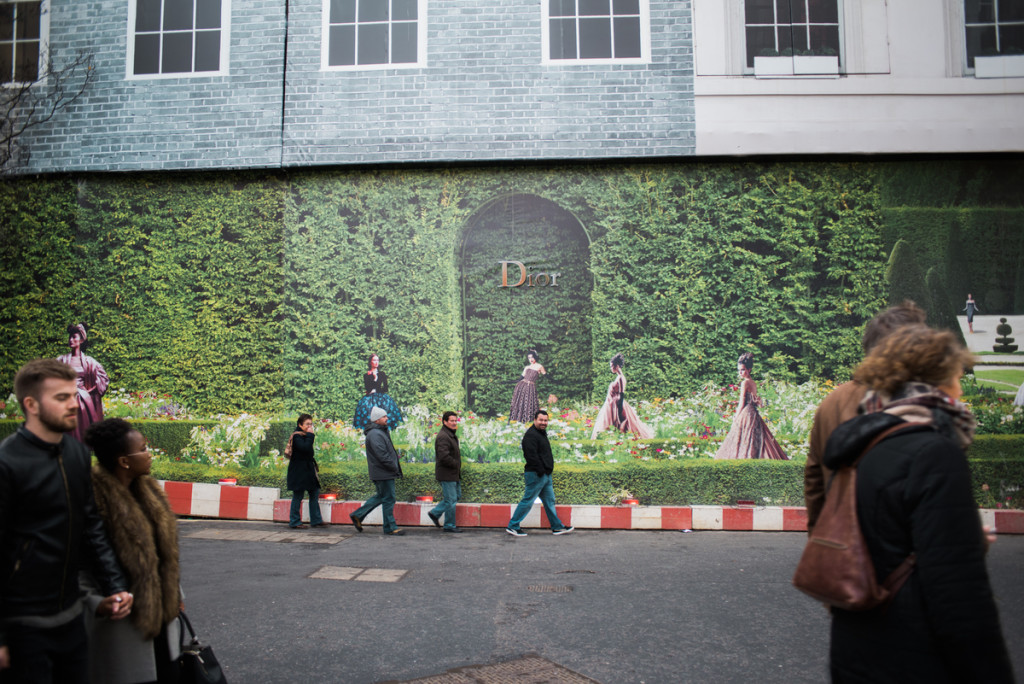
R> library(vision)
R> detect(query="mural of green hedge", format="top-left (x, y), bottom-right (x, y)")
top-left (2, 160), bottom-right (1021, 416)
top-left (0, 173), bottom-right (285, 414)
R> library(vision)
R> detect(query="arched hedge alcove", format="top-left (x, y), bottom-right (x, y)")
top-left (460, 194), bottom-right (594, 416)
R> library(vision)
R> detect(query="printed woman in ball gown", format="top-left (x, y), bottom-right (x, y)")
top-left (591, 353), bottom-right (653, 439)
top-left (509, 349), bottom-right (546, 423)
top-left (714, 352), bottom-right (788, 460)
top-left (56, 322), bottom-right (109, 442)
top-left (962, 293), bottom-right (980, 334)
top-left (352, 353), bottom-right (403, 430)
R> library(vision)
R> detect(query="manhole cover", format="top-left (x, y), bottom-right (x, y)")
top-left (384, 654), bottom-right (601, 683)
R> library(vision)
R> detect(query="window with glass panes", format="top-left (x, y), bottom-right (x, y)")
top-left (964, 0), bottom-right (1024, 68)
top-left (132, 0), bottom-right (224, 75)
top-left (1, 1), bottom-right (42, 84)
top-left (548, 0), bottom-right (642, 61)
top-left (744, 0), bottom-right (840, 68)
top-left (326, 0), bottom-right (419, 67)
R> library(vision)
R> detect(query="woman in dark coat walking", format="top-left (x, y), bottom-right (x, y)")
top-left (286, 414), bottom-right (323, 528)
top-left (824, 324), bottom-right (1013, 683)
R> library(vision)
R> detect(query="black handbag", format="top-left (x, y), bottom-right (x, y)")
top-left (177, 611), bottom-right (228, 684)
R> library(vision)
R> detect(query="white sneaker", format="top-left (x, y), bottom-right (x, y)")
top-left (506, 527), bottom-right (527, 537)
top-left (552, 526), bottom-right (574, 535)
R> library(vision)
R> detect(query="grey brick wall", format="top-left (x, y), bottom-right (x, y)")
top-left (13, 0), bottom-right (287, 174)
top-left (10, 0), bottom-right (693, 175)
top-left (282, 0), bottom-right (695, 165)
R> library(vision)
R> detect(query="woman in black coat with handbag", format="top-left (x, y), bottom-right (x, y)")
top-left (286, 414), bottom-right (324, 528)
top-left (824, 325), bottom-right (1013, 683)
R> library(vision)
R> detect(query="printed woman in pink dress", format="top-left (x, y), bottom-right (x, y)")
top-left (591, 353), bottom-right (653, 439)
top-left (56, 323), bottom-right (109, 442)
top-left (714, 352), bottom-right (788, 460)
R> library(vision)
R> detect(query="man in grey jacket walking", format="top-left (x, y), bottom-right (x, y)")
top-left (350, 406), bottom-right (405, 535)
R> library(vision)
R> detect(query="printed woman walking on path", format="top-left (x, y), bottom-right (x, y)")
top-left (591, 353), bottom-right (653, 439)
top-left (962, 294), bottom-right (980, 333)
top-left (714, 352), bottom-right (788, 460)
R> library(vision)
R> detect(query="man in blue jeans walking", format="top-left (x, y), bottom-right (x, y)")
top-left (350, 406), bottom-right (405, 536)
top-left (506, 410), bottom-right (574, 537)
top-left (428, 410), bottom-right (463, 532)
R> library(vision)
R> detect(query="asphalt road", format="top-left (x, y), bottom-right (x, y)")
top-left (177, 521), bottom-right (1023, 684)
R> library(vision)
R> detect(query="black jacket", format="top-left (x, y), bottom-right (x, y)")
top-left (824, 413), bottom-right (1014, 683)
top-left (0, 427), bottom-right (127, 648)
top-left (286, 431), bottom-right (319, 492)
top-left (521, 425), bottom-right (554, 475)
top-left (364, 422), bottom-right (403, 481)
top-left (434, 426), bottom-right (461, 482)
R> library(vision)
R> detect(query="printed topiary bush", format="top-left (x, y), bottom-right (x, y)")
top-left (993, 318), bottom-right (1018, 354)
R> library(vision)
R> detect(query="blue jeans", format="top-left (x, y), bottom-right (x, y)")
top-left (508, 471), bottom-right (565, 531)
top-left (290, 487), bottom-right (322, 526)
top-left (352, 479), bottom-right (398, 533)
top-left (429, 480), bottom-right (461, 529)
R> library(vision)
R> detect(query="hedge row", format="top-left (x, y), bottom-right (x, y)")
top-left (149, 439), bottom-right (1024, 509)
top-left (150, 455), bottom-right (1024, 509)
top-left (4, 420), bottom-right (1020, 508)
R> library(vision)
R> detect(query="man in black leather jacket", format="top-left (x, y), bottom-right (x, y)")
top-left (0, 359), bottom-right (133, 682)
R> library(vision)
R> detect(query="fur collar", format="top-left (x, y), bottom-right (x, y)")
top-left (91, 467), bottom-right (181, 639)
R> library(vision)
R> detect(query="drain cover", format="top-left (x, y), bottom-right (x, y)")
top-left (527, 585), bottom-right (574, 593)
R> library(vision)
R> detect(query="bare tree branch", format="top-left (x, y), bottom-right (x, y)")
top-left (1, 49), bottom-right (95, 174)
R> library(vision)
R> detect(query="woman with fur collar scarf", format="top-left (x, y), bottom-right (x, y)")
top-left (82, 418), bottom-right (182, 684)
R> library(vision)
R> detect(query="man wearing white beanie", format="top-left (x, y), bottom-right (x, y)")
top-left (349, 406), bottom-right (405, 535)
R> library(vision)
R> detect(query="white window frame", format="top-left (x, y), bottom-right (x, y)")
top-left (321, 0), bottom-right (427, 72)
top-left (961, 0), bottom-right (1024, 74)
top-left (126, 0), bottom-right (231, 80)
top-left (1, 0), bottom-right (49, 87)
top-left (741, 0), bottom-right (844, 73)
top-left (541, 0), bottom-right (651, 66)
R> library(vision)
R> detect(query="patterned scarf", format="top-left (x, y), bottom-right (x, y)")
top-left (861, 381), bottom-right (977, 450)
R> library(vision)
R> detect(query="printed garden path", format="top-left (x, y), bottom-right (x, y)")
top-left (958, 315), bottom-right (1024, 396)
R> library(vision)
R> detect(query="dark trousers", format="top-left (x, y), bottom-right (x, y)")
top-left (2, 613), bottom-right (89, 684)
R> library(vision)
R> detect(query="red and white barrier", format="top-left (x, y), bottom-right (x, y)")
top-left (160, 480), bottom-right (278, 521)
top-left (158, 481), bottom-right (1024, 533)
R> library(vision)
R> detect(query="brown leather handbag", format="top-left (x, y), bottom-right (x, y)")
top-left (792, 423), bottom-right (917, 611)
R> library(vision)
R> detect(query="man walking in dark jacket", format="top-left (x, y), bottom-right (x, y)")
top-left (350, 406), bottom-right (405, 535)
top-left (506, 410), bottom-right (574, 537)
top-left (428, 411), bottom-right (464, 532)
top-left (0, 359), bottom-right (133, 682)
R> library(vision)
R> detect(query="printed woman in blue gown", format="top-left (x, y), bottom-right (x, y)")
top-left (352, 353), bottom-right (403, 430)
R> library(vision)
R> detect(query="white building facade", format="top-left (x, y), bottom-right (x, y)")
top-left (693, 0), bottom-right (1024, 155)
